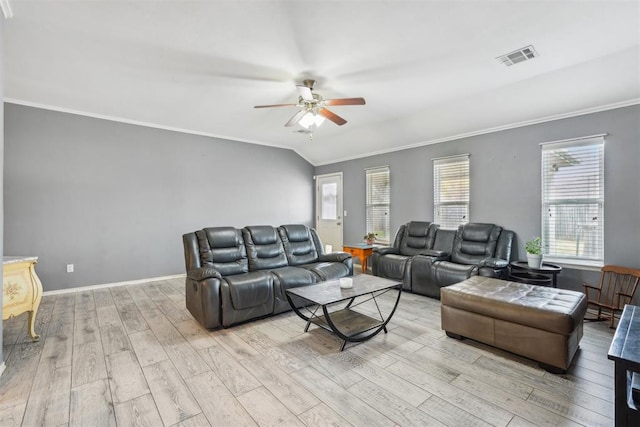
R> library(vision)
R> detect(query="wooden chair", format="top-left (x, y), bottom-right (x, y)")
top-left (584, 265), bottom-right (640, 328)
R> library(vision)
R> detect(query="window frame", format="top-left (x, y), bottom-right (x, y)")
top-left (433, 154), bottom-right (470, 230)
top-left (540, 134), bottom-right (605, 268)
top-left (365, 166), bottom-right (391, 245)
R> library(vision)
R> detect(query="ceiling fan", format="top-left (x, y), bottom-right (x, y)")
top-left (254, 79), bottom-right (365, 129)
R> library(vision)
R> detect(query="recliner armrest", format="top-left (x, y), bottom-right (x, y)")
top-left (418, 250), bottom-right (450, 260)
top-left (373, 246), bottom-right (399, 256)
top-left (319, 252), bottom-right (351, 263)
top-left (478, 258), bottom-right (508, 269)
top-left (187, 267), bottom-right (222, 281)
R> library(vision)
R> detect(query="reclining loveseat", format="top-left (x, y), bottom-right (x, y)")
top-left (183, 224), bottom-right (352, 329)
top-left (372, 222), bottom-right (514, 298)
top-left (370, 221), bottom-right (439, 290)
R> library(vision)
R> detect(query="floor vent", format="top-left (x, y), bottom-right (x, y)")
top-left (497, 45), bottom-right (538, 66)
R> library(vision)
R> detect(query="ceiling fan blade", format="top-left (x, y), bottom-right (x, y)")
top-left (296, 85), bottom-right (314, 101)
top-left (324, 97), bottom-right (366, 106)
top-left (254, 103), bottom-right (297, 109)
top-left (284, 110), bottom-right (307, 127)
top-left (318, 108), bottom-right (347, 126)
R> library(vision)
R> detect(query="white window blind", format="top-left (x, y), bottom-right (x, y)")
top-left (541, 135), bottom-right (604, 266)
top-left (365, 166), bottom-right (390, 244)
top-left (433, 154), bottom-right (470, 230)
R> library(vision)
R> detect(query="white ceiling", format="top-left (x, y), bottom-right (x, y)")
top-left (5, 1), bottom-right (640, 165)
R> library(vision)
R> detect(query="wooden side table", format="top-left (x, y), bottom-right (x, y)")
top-left (342, 244), bottom-right (375, 274)
top-left (3, 256), bottom-right (43, 341)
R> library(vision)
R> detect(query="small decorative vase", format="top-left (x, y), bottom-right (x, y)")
top-left (527, 253), bottom-right (543, 269)
top-left (366, 239), bottom-right (374, 245)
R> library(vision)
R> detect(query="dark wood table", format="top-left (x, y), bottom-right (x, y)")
top-left (608, 304), bottom-right (640, 426)
top-left (286, 274), bottom-right (401, 351)
top-left (510, 260), bottom-right (562, 287)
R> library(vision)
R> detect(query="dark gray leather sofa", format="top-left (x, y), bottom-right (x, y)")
top-left (372, 222), bottom-right (514, 299)
top-left (183, 224), bottom-right (352, 329)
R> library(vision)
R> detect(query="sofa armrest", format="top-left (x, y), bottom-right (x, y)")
top-left (187, 267), bottom-right (222, 281)
top-left (319, 252), bottom-right (351, 263)
top-left (478, 258), bottom-right (508, 269)
top-left (418, 249), bottom-right (450, 260)
top-left (373, 246), bottom-right (399, 256)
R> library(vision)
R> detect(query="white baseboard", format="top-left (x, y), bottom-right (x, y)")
top-left (43, 273), bottom-right (186, 296)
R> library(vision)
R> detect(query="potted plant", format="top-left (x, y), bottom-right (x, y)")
top-left (525, 236), bottom-right (543, 268)
top-left (363, 232), bottom-right (377, 245)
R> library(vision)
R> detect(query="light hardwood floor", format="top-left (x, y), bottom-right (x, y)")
top-left (0, 276), bottom-right (615, 426)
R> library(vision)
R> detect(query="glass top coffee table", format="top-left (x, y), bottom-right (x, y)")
top-left (285, 275), bottom-right (401, 351)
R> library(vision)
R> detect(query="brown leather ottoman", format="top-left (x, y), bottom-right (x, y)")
top-left (441, 276), bottom-right (587, 373)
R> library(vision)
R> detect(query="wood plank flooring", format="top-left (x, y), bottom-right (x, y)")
top-left (0, 276), bottom-right (616, 426)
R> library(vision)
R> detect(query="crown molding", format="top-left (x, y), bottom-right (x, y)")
top-left (4, 98), bottom-right (317, 166)
top-left (5, 97), bottom-right (638, 168)
top-left (1, 0), bottom-right (12, 19)
top-left (313, 98), bottom-right (640, 166)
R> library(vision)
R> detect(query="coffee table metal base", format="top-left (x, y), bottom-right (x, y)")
top-left (286, 282), bottom-right (401, 351)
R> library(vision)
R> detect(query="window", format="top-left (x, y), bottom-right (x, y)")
top-left (433, 154), bottom-right (470, 230)
top-left (541, 135), bottom-right (604, 266)
top-left (365, 166), bottom-right (390, 244)
top-left (320, 182), bottom-right (338, 220)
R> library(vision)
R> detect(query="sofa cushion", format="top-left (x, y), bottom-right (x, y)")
top-left (399, 221), bottom-right (438, 256)
top-left (223, 271), bottom-right (273, 311)
top-left (377, 254), bottom-right (409, 281)
top-left (301, 262), bottom-right (350, 281)
top-left (196, 227), bottom-right (248, 276)
top-left (434, 261), bottom-right (478, 287)
top-left (278, 224), bottom-right (319, 266)
top-left (243, 226), bottom-right (289, 271)
top-left (270, 266), bottom-right (317, 290)
top-left (451, 223), bottom-right (502, 265)
top-left (269, 266), bottom-right (318, 314)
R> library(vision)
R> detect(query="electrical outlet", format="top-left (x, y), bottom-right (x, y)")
top-left (66, 264), bottom-right (74, 273)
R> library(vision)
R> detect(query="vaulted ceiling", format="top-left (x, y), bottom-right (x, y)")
top-left (5, 1), bottom-right (639, 165)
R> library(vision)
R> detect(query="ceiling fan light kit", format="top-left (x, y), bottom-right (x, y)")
top-left (254, 79), bottom-right (365, 134)
top-left (298, 112), bottom-right (325, 129)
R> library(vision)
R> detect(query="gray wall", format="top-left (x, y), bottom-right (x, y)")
top-left (4, 104), bottom-right (314, 291)
top-left (1, 17), bottom-right (5, 366)
top-left (315, 105), bottom-right (640, 293)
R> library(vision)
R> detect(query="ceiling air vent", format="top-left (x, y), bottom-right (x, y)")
top-left (497, 45), bottom-right (538, 66)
